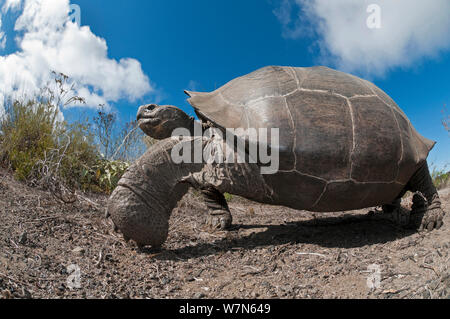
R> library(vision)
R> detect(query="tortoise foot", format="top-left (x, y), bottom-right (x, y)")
top-left (415, 203), bottom-right (445, 231)
top-left (206, 210), bottom-right (232, 230)
top-left (410, 193), bottom-right (445, 231)
top-left (418, 207), bottom-right (445, 231)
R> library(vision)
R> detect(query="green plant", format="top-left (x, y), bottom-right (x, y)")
top-left (0, 99), bottom-right (59, 180)
top-left (0, 73), bottom-right (105, 192)
top-left (0, 72), bottom-right (147, 195)
top-left (432, 167), bottom-right (450, 190)
top-left (56, 119), bottom-right (100, 190)
top-left (80, 159), bottom-right (129, 194)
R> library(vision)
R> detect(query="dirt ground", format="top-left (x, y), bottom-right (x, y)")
top-left (0, 168), bottom-right (449, 299)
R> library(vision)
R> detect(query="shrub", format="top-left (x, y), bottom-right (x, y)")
top-left (0, 97), bottom-right (130, 194)
top-left (80, 159), bottom-right (129, 194)
top-left (432, 168), bottom-right (450, 190)
top-left (111, 120), bottom-right (147, 162)
top-left (0, 100), bottom-right (58, 180)
top-left (0, 72), bottom-right (124, 194)
top-left (52, 119), bottom-right (100, 190)
top-left (93, 106), bottom-right (117, 160)
top-left (0, 72), bottom-right (152, 195)
top-left (93, 107), bottom-right (148, 162)
top-left (0, 97), bottom-right (103, 190)
top-left (224, 193), bottom-right (233, 202)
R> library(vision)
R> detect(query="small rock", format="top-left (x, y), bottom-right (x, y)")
top-left (193, 292), bottom-right (205, 299)
top-left (18, 232), bottom-right (27, 245)
top-left (424, 255), bottom-right (433, 264)
top-left (72, 247), bottom-right (85, 256)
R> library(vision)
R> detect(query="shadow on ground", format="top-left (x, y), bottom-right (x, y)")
top-left (149, 212), bottom-right (418, 261)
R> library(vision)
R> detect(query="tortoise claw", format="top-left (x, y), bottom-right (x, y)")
top-left (417, 207), bottom-right (445, 232)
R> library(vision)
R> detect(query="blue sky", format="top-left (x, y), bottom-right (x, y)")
top-left (0, 0), bottom-right (449, 168)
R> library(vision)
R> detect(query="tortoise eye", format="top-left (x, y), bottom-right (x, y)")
top-left (146, 104), bottom-right (157, 111)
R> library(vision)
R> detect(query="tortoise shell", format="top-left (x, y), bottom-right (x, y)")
top-left (185, 66), bottom-right (435, 211)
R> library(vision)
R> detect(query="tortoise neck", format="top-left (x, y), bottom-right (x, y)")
top-left (109, 138), bottom-right (207, 247)
top-left (119, 138), bottom-right (205, 212)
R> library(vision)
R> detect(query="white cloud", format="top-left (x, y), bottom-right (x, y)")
top-left (0, 0), bottom-right (153, 116)
top-left (0, 14), bottom-right (5, 49)
top-left (2, 0), bottom-right (22, 13)
top-left (274, 0), bottom-right (450, 76)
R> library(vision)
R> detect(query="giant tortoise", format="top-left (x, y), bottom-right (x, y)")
top-left (107, 66), bottom-right (445, 248)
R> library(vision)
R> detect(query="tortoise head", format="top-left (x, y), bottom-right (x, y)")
top-left (137, 104), bottom-right (194, 140)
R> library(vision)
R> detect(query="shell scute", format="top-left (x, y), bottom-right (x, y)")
top-left (301, 66), bottom-right (373, 97)
top-left (286, 90), bottom-right (353, 181)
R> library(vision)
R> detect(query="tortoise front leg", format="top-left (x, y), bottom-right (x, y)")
top-left (201, 187), bottom-right (233, 230)
top-left (407, 163), bottom-right (445, 231)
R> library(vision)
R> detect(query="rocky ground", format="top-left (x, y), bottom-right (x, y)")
top-left (0, 168), bottom-right (449, 299)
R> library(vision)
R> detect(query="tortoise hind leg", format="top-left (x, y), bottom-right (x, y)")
top-left (201, 187), bottom-right (233, 230)
top-left (407, 163), bottom-right (445, 231)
